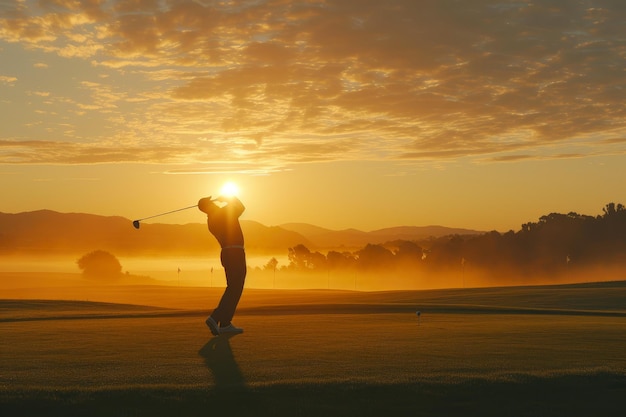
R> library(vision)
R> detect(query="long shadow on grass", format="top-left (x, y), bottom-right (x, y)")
top-left (198, 334), bottom-right (261, 413)
top-left (199, 334), bottom-right (245, 388)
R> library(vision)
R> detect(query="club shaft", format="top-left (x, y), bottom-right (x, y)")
top-left (137, 204), bottom-right (197, 222)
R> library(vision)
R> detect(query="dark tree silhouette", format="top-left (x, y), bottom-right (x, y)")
top-left (395, 240), bottom-right (423, 260)
top-left (270, 202), bottom-right (626, 284)
top-left (287, 244), bottom-right (312, 270)
top-left (356, 244), bottom-right (394, 270)
top-left (77, 250), bottom-right (122, 280)
top-left (602, 202), bottom-right (625, 217)
top-left (327, 250), bottom-right (357, 270)
top-left (264, 257), bottom-right (279, 271)
top-left (287, 244), bottom-right (326, 270)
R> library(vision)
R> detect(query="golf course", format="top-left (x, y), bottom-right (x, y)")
top-left (1, 274), bottom-right (625, 416)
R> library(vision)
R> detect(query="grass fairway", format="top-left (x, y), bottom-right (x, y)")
top-left (1, 279), bottom-right (625, 416)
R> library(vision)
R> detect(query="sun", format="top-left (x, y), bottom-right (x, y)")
top-left (220, 181), bottom-right (239, 198)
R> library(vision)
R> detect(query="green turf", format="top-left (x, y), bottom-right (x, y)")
top-left (2, 375), bottom-right (625, 417)
top-left (1, 281), bottom-right (626, 416)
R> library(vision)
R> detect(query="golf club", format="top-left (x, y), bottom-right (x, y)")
top-left (132, 204), bottom-right (198, 229)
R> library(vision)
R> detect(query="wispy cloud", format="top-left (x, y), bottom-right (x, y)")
top-left (0, 75), bottom-right (17, 85)
top-left (1, 0), bottom-right (624, 169)
top-left (0, 139), bottom-right (196, 164)
top-left (165, 163), bottom-right (285, 176)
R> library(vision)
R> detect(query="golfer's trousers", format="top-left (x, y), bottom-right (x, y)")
top-left (213, 247), bottom-right (246, 324)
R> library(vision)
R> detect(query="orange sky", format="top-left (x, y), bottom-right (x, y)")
top-left (1, 1), bottom-right (624, 232)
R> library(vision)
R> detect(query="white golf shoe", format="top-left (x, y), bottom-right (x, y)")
top-left (219, 324), bottom-right (243, 334)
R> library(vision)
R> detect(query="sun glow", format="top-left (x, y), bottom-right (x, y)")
top-left (220, 181), bottom-right (239, 198)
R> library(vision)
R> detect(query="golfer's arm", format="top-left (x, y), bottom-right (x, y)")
top-left (228, 196), bottom-right (245, 216)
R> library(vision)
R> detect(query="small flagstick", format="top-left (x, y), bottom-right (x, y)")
top-left (416, 311), bottom-right (421, 326)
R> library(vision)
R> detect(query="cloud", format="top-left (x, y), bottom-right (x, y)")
top-left (1, 0), bottom-right (625, 167)
top-left (0, 75), bottom-right (17, 85)
top-left (485, 153), bottom-right (587, 163)
top-left (164, 164), bottom-right (285, 176)
top-left (602, 137), bottom-right (626, 145)
top-left (30, 91), bottom-right (50, 97)
top-left (487, 154), bottom-right (535, 163)
top-left (0, 139), bottom-right (196, 164)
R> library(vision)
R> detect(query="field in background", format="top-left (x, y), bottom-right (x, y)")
top-left (1, 274), bottom-right (625, 416)
top-left (3, 254), bottom-right (624, 291)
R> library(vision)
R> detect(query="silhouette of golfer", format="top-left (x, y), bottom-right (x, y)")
top-left (198, 195), bottom-right (246, 335)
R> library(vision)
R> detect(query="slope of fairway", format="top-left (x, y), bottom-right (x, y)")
top-left (0, 299), bottom-right (178, 322)
top-left (2, 309), bottom-right (625, 387)
top-left (3, 280), bottom-right (626, 322)
top-left (3, 271), bottom-right (626, 313)
top-left (1, 280), bottom-right (626, 416)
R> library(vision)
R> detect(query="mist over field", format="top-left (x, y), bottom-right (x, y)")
top-left (2, 203), bottom-right (626, 292)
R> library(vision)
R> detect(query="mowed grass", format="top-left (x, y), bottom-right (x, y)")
top-left (1, 279), bottom-right (626, 416)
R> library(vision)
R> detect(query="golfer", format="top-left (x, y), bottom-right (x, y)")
top-left (198, 195), bottom-right (246, 335)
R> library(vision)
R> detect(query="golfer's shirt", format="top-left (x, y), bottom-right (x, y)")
top-left (207, 202), bottom-right (245, 250)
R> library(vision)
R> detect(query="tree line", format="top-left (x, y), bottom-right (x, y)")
top-left (266, 203), bottom-right (626, 278)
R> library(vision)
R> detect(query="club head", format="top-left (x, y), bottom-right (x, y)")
top-left (132, 220), bottom-right (140, 229)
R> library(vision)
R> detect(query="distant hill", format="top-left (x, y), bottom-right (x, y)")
top-left (0, 210), bottom-right (310, 256)
top-left (280, 223), bottom-right (482, 249)
top-left (0, 210), bottom-right (482, 256)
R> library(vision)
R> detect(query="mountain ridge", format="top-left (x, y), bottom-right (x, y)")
top-left (279, 222), bottom-right (482, 249)
top-left (0, 210), bottom-right (483, 256)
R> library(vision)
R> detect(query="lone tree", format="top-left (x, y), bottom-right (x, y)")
top-left (77, 250), bottom-right (122, 280)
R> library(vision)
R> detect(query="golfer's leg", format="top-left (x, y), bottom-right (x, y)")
top-left (213, 250), bottom-right (246, 325)
top-left (218, 268), bottom-right (245, 325)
